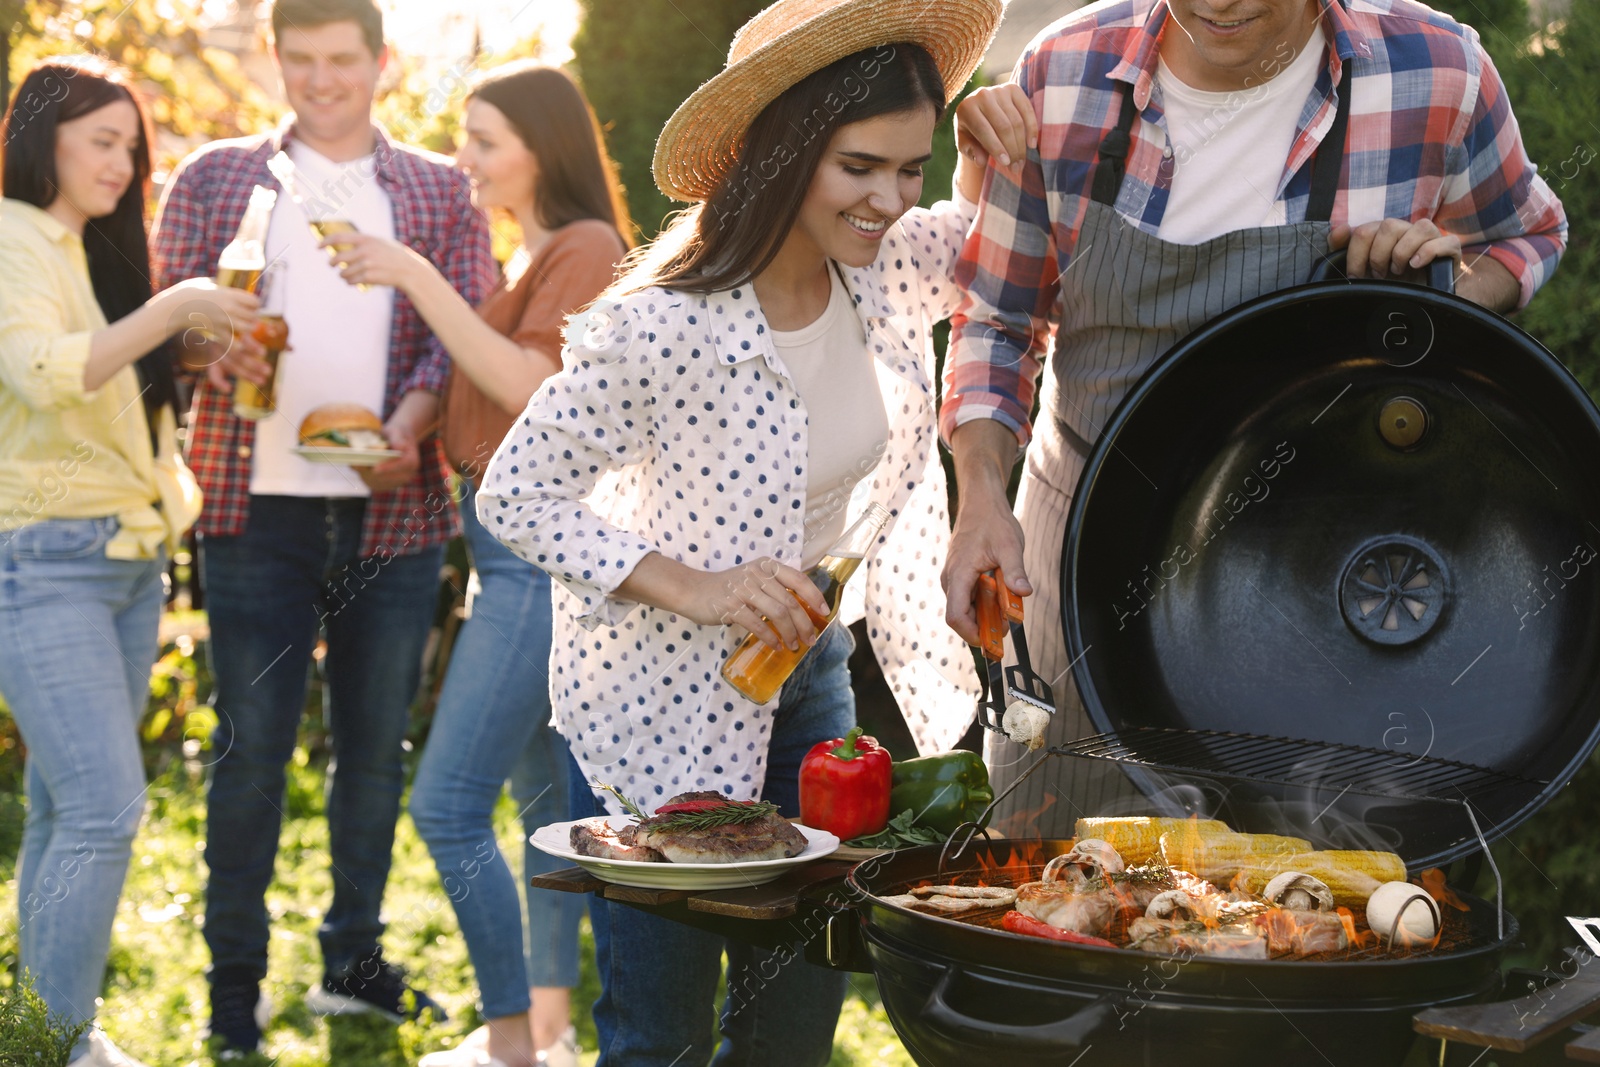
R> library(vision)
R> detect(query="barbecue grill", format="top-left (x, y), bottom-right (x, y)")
top-left (534, 264), bottom-right (1600, 1065)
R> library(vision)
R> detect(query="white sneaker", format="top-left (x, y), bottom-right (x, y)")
top-left (537, 1027), bottom-right (580, 1067)
top-left (417, 1035), bottom-right (507, 1067)
top-left (67, 1031), bottom-right (151, 1067)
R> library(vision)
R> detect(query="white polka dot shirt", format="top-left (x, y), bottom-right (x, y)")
top-left (479, 190), bottom-right (982, 812)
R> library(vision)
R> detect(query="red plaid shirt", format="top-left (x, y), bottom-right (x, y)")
top-left (151, 122), bottom-right (494, 558)
top-left (943, 0), bottom-right (1569, 444)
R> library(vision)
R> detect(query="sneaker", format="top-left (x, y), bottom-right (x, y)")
top-left (417, 1032), bottom-right (507, 1067)
top-left (537, 1026), bottom-right (579, 1067)
top-left (206, 981), bottom-right (272, 1055)
top-left (68, 1030), bottom-right (152, 1067)
top-left (305, 949), bottom-right (446, 1024)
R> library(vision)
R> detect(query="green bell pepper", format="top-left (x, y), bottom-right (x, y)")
top-left (888, 751), bottom-right (994, 836)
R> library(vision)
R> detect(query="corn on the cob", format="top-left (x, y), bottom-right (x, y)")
top-left (1159, 830), bottom-right (1313, 885)
top-left (1234, 850), bottom-right (1406, 907)
top-left (1071, 816), bottom-right (1230, 866)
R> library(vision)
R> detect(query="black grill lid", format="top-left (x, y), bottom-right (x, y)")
top-left (1062, 277), bottom-right (1600, 870)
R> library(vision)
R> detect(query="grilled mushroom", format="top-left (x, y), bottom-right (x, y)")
top-left (1042, 839), bottom-right (1126, 885)
top-left (1262, 871), bottom-right (1336, 913)
top-left (1145, 889), bottom-right (1203, 922)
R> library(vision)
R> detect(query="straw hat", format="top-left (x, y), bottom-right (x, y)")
top-left (653, 0), bottom-right (1004, 203)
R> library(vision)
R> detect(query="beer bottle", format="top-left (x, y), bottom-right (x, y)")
top-left (233, 262), bottom-right (289, 421)
top-left (215, 185), bottom-right (276, 292)
top-left (720, 502), bottom-right (891, 704)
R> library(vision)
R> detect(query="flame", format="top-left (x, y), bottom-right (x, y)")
top-left (1333, 906), bottom-right (1374, 950)
top-left (972, 838), bottom-right (1049, 887)
top-left (1420, 867), bottom-right (1469, 912)
top-left (987, 792), bottom-right (1059, 840)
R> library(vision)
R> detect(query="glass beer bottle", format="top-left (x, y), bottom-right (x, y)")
top-left (232, 262), bottom-right (288, 420)
top-left (720, 502), bottom-right (890, 704)
top-left (215, 184), bottom-right (275, 293)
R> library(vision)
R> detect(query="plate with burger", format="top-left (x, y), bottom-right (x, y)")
top-left (292, 403), bottom-right (401, 465)
top-left (533, 786), bottom-right (840, 890)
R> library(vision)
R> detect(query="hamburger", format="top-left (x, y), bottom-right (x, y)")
top-left (297, 403), bottom-right (389, 451)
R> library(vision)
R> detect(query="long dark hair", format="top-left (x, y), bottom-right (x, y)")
top-left (1, 56), bottom-right (175, 425)
top-left (469, 62), bottom-right (636, 250)
top-left (615, 42), bottom-right (946, 296)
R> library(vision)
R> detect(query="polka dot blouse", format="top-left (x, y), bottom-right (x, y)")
top-left (479, 190), bottom-right (982, 813)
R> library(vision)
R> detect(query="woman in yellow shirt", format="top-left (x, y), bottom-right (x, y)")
top-left (0, 56), bottom-right (256, 1067)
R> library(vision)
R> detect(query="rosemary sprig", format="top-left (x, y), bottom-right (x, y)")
top-left (592, 778), bottom-right (650, 821)
top-left (591, 777), bottom-right (779, 829)
top-left (650, 801), bottom-right (780, 831)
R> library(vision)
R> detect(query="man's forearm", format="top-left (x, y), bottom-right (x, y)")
top-left (951, 418), bottom-right (1022, 516)
top-left (1456, 252), bottom-right (1521, 314)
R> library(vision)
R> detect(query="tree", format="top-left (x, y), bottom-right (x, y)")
top-left (1431, 0), bottom-right (1597, 398)
top-left (1502, 3), bottom-right (1600, 397)
top-left (1429, 0), bottom-right (1533, 58)
top-left (4, 0), bottom-right (277, 160)
top-left (571, 0), bottom-right (772, 238)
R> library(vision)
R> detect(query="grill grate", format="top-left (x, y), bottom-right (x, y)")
top-left (1050, 727), bottom-right (1547, 803)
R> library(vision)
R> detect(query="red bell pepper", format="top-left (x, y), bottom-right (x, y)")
top-left (799, 727), bottom-right (892, 840)
top-left (1001, 910), bottom-right (1117, 948)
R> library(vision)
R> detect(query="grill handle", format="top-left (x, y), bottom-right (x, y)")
top-left (920, 965), bottom-right (1118, 1050)
top-left (1308, 247), bottom-right (1457, 294)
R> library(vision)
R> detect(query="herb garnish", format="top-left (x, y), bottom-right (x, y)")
top-left (592, 778), bottom-right (779, 830)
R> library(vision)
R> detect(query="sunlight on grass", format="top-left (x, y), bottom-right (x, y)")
top-left (0, 752), bottom-right (912, 1065)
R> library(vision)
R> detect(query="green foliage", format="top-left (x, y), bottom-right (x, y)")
top-left (0, 632), bottom-right (915, 1065)
top-left (1428, 0), bottom-right (1533, 54)
top-left (373, 34), bottom-right (544, 161)
top-left (1426, 0), bottom-right (1599, 402)
top-left (1493, 3), bottom-right (1600, 399)
top-left (571, 0), bottom-right (771, 238)
top-left (1494, 749), bottom-right (1600, 970)
top-left (4, 0), bottom-right (278, 162)
top-left (0, 972), bottom-right (91, 1067)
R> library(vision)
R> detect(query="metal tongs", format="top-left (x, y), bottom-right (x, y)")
top-left (973, 568), bottom-right (1055, 747)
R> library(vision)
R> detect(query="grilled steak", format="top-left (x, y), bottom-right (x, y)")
top-left (633, 791), bottom-right (808, 864)
top-left (570, 817), bottom-right (666, 862)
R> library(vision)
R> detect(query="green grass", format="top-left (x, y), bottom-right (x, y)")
top-left (0, 734), bottom-right (913, 1065)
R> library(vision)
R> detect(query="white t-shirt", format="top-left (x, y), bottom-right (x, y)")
top-left (1155, 25), bottom-right (1328, 244)
top-left (249, 141), bottom-right (396, 497)
top-left (769, 268), bottom-right (889, 569)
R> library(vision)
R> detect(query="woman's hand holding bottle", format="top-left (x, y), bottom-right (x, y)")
top-left (618, 553), bottom-right (828, 652)
top-left (320, 231), bottom-right (429, 293)
top-left (688, 558), bottom-right (828, 651)
top-left (158, 278), bottom-right (266, 392)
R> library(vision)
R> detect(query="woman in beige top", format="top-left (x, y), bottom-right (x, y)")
top-left (0, 56), bottom-right (256, 1067)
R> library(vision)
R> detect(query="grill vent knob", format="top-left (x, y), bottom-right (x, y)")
top-left (1379, 396), bottom-right (1429, 450)
top-left (1340, 536), bottom-right (1449, 646)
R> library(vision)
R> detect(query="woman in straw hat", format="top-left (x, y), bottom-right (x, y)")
top-left (478, 0), bottom-right (1028, 1062)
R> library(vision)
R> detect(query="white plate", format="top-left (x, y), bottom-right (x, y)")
top-left (292, 445), bottom-right (402, 467)
top-left (531, 814), bottom-right (840, 890)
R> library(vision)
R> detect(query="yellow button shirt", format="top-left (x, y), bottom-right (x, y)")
top-left (0, 198), bottom-right (198, 559)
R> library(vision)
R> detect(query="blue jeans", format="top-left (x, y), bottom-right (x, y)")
top-left (410, 483), bottom-right (580, 1019)
top-left (199, 496), bottom-right (444, 982)
top-left (0, 518), bottom-right (164, 1050)
top-left (570, 623), bottom-right (854, 1067)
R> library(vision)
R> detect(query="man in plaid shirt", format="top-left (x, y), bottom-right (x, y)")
top-left (938, 0), bottom-right (1566, 829)
top-left (151, 0), bottom-right (492, 1051)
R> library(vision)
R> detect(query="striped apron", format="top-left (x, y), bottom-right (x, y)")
top-left (984, 75), bottom-right (1352, 837)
